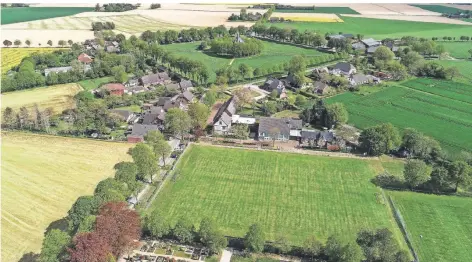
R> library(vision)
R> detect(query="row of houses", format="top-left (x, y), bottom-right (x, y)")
top-left (211, 96), bottom-right (337, 147)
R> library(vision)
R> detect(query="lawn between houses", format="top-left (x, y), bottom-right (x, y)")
top-left (272, 15), bottom-right (472, 39)
top-left (388, 191), bottom-right (472, 262)
top-left (150, 145), bottom-right (407, 248)
top-left (326, 80), bottom-right (472, 156)
top-left (1, 132), bottom-right (133, 262)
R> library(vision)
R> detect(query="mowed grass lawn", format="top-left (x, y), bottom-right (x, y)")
top-left (1, 7), bottom-right (94, 25)
top-left (441, 42), bottom-right (472, 59)
top-left (161, 41), bottom-right (324, 82)
top-left (1, 83), bottom-right (82, 115)
top-left (389, 191), bottom-right (472, 262)
top-left (273, 16), bottom-right (472, 39)
top-left (1, 132), bottom-right (133, 262)
top-left (326, 82), bottom-right (472, 155)
top-left (436, 60), bottom-right (472, 84)
top-left (151, 145), bottom-right (405, 246)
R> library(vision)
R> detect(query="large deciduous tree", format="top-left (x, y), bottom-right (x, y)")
top-left (68, 196), bottom-right (98, 232)
top-left (188, 103), bottom-right (210, 130)
top-left (198, 217), bottom-right (227, 254)
top-left (145, 130), bottom-right (172, 166)
top-left (69, 232), bottom-right (111, 262)
top-left (322, 103), bottom-right (348, 128)
top-left (404, 159), bottom-right (432, 188)
top-left (131, 143), bottom-right (159, 181)
top-left (359, 123), bottom-right (401, 156)
top-left (173, 217), bottom-right (194, 243)
top-left (448, 161), bottom-right (471, 192)
top-left (356, 228), bottom-right (407, 262)
top-left (373, 46), bottom-right (395, 70)
top-left (244, 223), bottom-right (265, 252)
top-left (95, 202), bottom-right (141, 258)
top-left (114, 161), bottom-right (140, 195)
top-left (145, 208), bottom-right (171, 238)
top-left (165, 108), bottom-right (191, 140)
top-left (40, 229), bottom-right (71, 262)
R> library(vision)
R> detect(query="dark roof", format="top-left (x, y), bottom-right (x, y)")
top-left (156, 97), bottom-right (172, 106)
top-left (142, 113), bottom-right (160, 125)
top-left (301, 130), bottom-right (335, 142)
top-left (258, 117), bottom-right (302, 137)
top-left (110, 109), bottom-right (133, 120)
top-left (213, 96), bottom-right (237, 125)
top-left (361, 38), bottom-right (381, 47)
top-left (367, 46), bottom-right (380, 53)
top-left (158, 72), bottom-right (170, 81)
top-left (129, 124), bottom-right (159, 139)
top-left (263, 78), bottom-right (285, 93)
top-left (333, 62), bottom-right (355, 73)
top-left (180, 90), bottom-right (194, 102)
top-left (179, 79), bottom-right (193, 89)
top-left (140, 73), bottom-right (161, 85)
top-left (351, 42), bottom-right (366, 50)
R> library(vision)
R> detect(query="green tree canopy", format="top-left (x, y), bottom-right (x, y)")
top-left (131, 143), bottom-right (159, 181)
top-left (323, 103), bottom-right (348, 128)
top-left (165, 108), bottom-right (191, 140)
top-left (359, 123), bottom-right (401, 156)
top-left (40, 229), bottom-right (71, 262)
top-left (188, 102), bottom-right (210, 130)
top-left (404, 159), bottom-right (432, 188)
top-left (173, 217), bottom-right (194, 243)
top-left (198, 217), bottom-right (228, 254)
top-left (145, 208), bottom-right (171, 238)
top-left (244, 223), bottom-right (265, 252)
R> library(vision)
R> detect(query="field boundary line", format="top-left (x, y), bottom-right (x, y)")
top-left (398, 84), bottom-right (472, 106)
top-left (386, 192), bottom-right (420, 262)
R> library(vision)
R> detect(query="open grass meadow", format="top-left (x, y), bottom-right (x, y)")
top-left (1, 7), bottom-right (94, 25)
top-left (78, 76), bottom-right (113, 91)
top-left (389, 191), bottom-right (472, 262)
top-left (274, 7), bottom-right (359, 14)
top-left (436, 60), bottom-right (472, 84)
top-left (326, 81), bottom-right (472, 155)
top-left (1, 132), bottom-right (133, 262)
top-left (1, 83), bottom-right (82, 115)
top-left (161, 41), bottom-right (324, 82)
top-left (273, 16), bottom-right (472, 39)
top-left (150, 145), bottom-right (407, 247)
top-left (410, 4), bottom-right (467, 14)
top-left (441, 42), bottom-right (472, 59)
top-left (1, 47), bottom-right (66, 74)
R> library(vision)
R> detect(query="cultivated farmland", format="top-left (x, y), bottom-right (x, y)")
top-left (389, 191), bottom-right (472, 262)
top-left (273, 7), bottom-right (359, 14)
top-left (1, 132), bottom-right (133, 262)
top-left (1, 47), bottom-right (65, 74)
top-left (273, 16), bottom-right (472, 39)
top-left (1, 83), bottom-right (82, 114)
top-left (436, 60), bottom-right (472, 84)
top-left (326, 82), bottom-right (472, 155)
top-left (410, 4), bottom-right (466, 14)
top-left (1, 7), bottom-right (94, 25)
top-left (150, 145), bottom-right (406, 247)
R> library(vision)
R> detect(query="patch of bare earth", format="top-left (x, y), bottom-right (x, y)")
top-left (342, 14), bottom-right (472, 25)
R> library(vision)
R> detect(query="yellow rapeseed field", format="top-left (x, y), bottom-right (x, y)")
top-left (1, 47), bottom-right (65, 74)
top-left (273, 12), bottom-right (344, 22)
top-left (1, 132), bottom-right (133, 262)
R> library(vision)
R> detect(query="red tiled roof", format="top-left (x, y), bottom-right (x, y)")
top-left (104, 83), bottom-right (125, 91)
top-left (78, 53), bottom-right (93, 64)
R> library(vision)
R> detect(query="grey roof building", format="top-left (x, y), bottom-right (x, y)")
top-left (349, 73), bottom-right (370, 86)
top-left (262, 77), bottom-right (286, 94)
top-left (258, 117), bottom-right (302, 141)
top-left (110, 109), bottom-right (135, 122)
top-left (127, 124), bottom-right (159, 142)
top-left (332, 62), bottom-right (356, 75)
top-left (361, 38), bottom-right (381, 47)
top-left (213, 96), bottom-right (237, 135)
top-left (44, 66), bottom-right (72, 76)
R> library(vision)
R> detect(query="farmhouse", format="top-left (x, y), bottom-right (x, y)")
top-left (361, 38), bottom-right (382, 48)
top-left (213, 96), bottom-right (237, 135)
top-left (125, 85), bottom-right (148, 95)
top-left (110, 109), bottom-right (136, 123)
top-left (103, 83), bottom-right (125, 96)
top-left (262, 77), bottom-right (286, 98)
top-left (331, 62), bottom-right (356, 76)
top-left (299, 129), bottom-right (336, 148)
top-left (127, 124), bottom-right (159, 143)
top-left (313, 81), bottom-right (331, 95)
top-left (179, 79), bottom-right (194, 91)
top-left (77, 53), bottom-right (93, 64)
top-left (139, 72), bottom-right (171, 87)
top-left (258, 117), bottom-right (302, 141)
top-left (141, 107), bottom-right (166, 126)
top-left (349, 74), bottom-right (370, 86)
top-left (44, 66), bottom-right (72, 76)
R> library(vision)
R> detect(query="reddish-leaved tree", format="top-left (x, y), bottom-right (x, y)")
top-left (69, 232), bottom-right (111, 262)
top-left (95, 202), bottom-right (141, 258)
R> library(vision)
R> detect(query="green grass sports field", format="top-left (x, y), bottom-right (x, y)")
top-left (274, 7), bottom-right (359, 14)
top-left (410, 4), bottom-right (466, 14)
top-left (161, 41), bottom-right (325, 82)
top-left (389, 191), bottom-right (472, 262)
top-left (273, 16), bottom-right (472, 39)
top-left (1, 7), bottom-right (94, 25)
top-left (326, 80), bottom-right (472, 155)
top-left (150, 145), bottom-right (405, 246)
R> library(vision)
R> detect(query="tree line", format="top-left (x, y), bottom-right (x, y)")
top-left (95, 3), bottom-right (139, 12)
top-left (359, 123), bottom-right (472, 194)
top-left (228, 8), bottom-right (262, 21)
top-left (252, 23), bottom-right (327, 48)
top-left (91, 21), bottom-right (116, 31)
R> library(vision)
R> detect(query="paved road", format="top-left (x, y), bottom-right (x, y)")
top-left (220, 249), bottom-right (232, 262)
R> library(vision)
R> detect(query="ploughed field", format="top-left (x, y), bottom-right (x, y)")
top-left (151, 145), bottom-right (405, 246)
top-left (389, 191), bottom-right (472, 262)
top-left (1, 7), bottom-right (94, 24)
top-left (326, 79), bottom-right (472, 155)
top-left (273, 16), bottom-right (472, 39)
top-left (1, 132), bottom-right (133, 262)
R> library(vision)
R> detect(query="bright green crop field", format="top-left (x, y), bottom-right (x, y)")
top-left (389, 191), bottom-right (472, 262)
top-left (410, 4), bottom-right (466, 14)
top-left (326, 81), bottom-right (472, 154)
top-left (273, 16), bottom-right (472, 39)
top-left (274, 7), bottom-right (359, 14)
top-left (441, 42), bottom-right (472, 59)
top-left (1, 7), bottom-right (94, 25)
top-left (161, 41), bottom-right (326, 82)
top-left (150, 145), bottom-right (406, 246)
